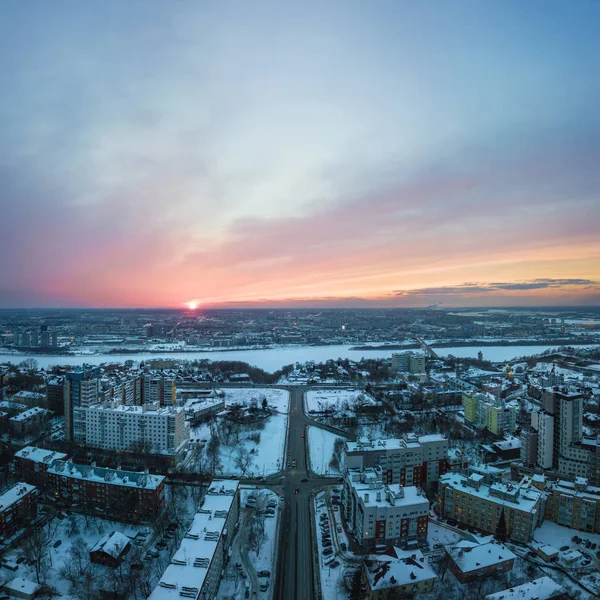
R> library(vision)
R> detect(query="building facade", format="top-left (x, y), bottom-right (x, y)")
top-left (343, 467), bottom-right (429, 549)
top-left (439, 472), bottom-right (544, 542)
top-left (345, 433), bottom-right (449, 487)
top-left (0, 483), bottom-right (38, 540)
top-left (64, 366), bottom-right (101, 443)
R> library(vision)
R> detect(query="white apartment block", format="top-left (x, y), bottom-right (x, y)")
top-left (75, 402), bottom-right (188, 454)
top-left (533, 411), bottom-right (554, 470)
top-left (148, 480), bottom-right (240, 600)
top-left (142, 376), bottom-right (176, 406)
top-left (343, 467), bottom-right (429, 549)
top-left (345, 433), bottom-right (448, 487)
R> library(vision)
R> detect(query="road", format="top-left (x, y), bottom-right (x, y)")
top-left (273, 387), bottom-right (342, 600)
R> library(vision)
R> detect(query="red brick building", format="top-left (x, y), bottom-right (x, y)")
top-left (14, 446), bottom-right (68, 490)
top-left (0, 483), bottom-right (38, 541)
top-left (46, 461), bottom-right (165, 523)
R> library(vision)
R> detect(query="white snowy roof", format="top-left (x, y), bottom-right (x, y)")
top-left (485, 576), bottom-right (565, 600)
top-left (15, 446), bottom-right (68, 464)
top-left (90, 531), bottom-right (131, 558)
top-left (365, 548), bottom-right (437, 590)
top-left (148, 480), bottom-right (239, 600)
top-left (346, 433), bottom-right (447, 453)
top-left (47, 461), bottom-right (165, 490)
top-left (3, 577), bottom-right (41, 597)
top-left (9, 407), bottom-right (48, 421)
top-left (448, 540), bottom-right (516, 573)
top-left (440, 473), bottom-right (542, 514)
top-left (0, 482), bottom-right (36, 512)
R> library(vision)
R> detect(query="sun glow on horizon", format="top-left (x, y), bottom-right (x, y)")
top-left (186, 301), bottom-right (198, 310)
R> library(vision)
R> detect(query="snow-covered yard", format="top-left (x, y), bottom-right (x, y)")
top-left (307, 426), bottom-right (344, 476)
top-left (305, 388), bottom-right (375, 414)
top-left (191, 388), bottom-right (289, 477)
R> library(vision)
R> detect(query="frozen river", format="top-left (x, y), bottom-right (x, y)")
top-left (0, 342), bottom-right (597, 372)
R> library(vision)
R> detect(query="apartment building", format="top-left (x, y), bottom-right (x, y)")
top-left (345, 433), bottom-right (448, 487)
top-left (535, 476), bottom-right (600, 534)
top-left (148, 480), bottom-right (240, 600)
top-left (14, 446), bottom-right (68, 489)
top-left (0, 483), bottom-right (38, 540)
top-left (391, 352), bottom-right (426, 375)
top-left (46, 377), bottom-right (64, 414)
top-left (462, 392), bottom-right (518, 436)
top-left (9, 407), bottom-right (50, 437)
top-left (64, 366), bottom-right (101, 443)
top-left (485, 577), bottom-right (568, 600)
top-left (12, 391), bottom-right (46, 409)
top-left (47, 461), bottom-right (165, 522)
top-left (77, 401), bottom-right (188, 454)
top-left (142, 375), bottom-right (176, 406)
top-left (100, 373), bottom-right (142, 406)
top-left (343, 467), bottom-right (429, 549)
top-left (439, 472), bottom-right (544, 542)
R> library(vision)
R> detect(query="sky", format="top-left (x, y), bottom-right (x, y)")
top-left (0, 0), bottom-right (599, 309)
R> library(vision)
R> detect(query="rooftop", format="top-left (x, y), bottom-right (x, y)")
top-left (9, 407), bottom-right (48, 422)
top-left (148, 480), bottom-right (239, 600)
top-left (485, 576), bottom-right (565, 600)
top-left (364, 548), bottom-right (437, 590)
top-left (90, 531), bottom-right (131, 558)
top-left (448, 540), bottom-right (516, 573)
top-left (0, 482), bottom-right (36, 512)
top-left (47, 460), bottom-right (165, 490)
top-left (15, 446), bottom-right (68, 464)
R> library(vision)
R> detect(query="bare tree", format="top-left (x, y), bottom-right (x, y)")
top-left (60, 538), bottom-right (90, 588)
top-left (233, 446), bottom-right (254, 477)
top-left (22, 520), bottom-right (59, 583)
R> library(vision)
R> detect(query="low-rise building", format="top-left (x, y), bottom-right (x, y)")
top-left (12, 391), bottom-right (47, 410)
top-left (47, 461), bottom-right (165, 522)
top-left (89, 531), bottom-right (132, 568)
top-left (484, 576), bottom-right (567, 600)
top-left (343, 467), bottom-right (429, 549)
top-left (439, 472), bottom-right (544, 542)
top-left (363, 547), bottom-right (437, 598)
top-left (9, 407), bottom-right (50, 437)
top-left (148, 480), bottom-right (240, 600)
top-left (446, 539), bottom-right (516, 584)
top-left (0, 483), bottom-right (37, 541)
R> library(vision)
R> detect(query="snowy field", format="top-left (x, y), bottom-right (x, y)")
top-left (191, 388), bottom-right (289, 477)
top-left (307, 426), bottom-right (344, 476)
top-left (305, 388), bottom-right (375, 413)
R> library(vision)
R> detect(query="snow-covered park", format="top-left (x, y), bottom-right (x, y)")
top-left (190, 388), bottom-right (289, 477)
top-left (305, 388), bottom-right (376, 414)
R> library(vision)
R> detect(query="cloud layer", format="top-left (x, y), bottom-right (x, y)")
top-left (0, 1), bottom-right (599, 308)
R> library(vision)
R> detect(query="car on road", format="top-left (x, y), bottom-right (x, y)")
top-left (257, 476), bottom-right (265, 481)
top-left (329, 560), bottom-right (340, 568)
top-left (340, 543), bottom-right (347, 551)
top-left (294, 488), bottom-right (300, 494)
top-left (53, 540), bottom-right (62, 548)
top-left (300, 478), bottom-right (308, 482)
top-left (301, 431), bottom-right (305, 438)
top-left (560, 545), bottom-right (569, 551)
top-left (257, 571), bottom-right (270, 578)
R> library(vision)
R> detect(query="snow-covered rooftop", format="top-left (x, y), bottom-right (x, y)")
top-left (485, 576), bottom-right (565, 600)
top-left (440, 473), bottom-right (542, 514)
top-left (346, 433), bottom-right (447, 453)
top-left (90, 531), bottom-right (131, 558)
top-left (148, 480), bottom-right (239, 600)
top-left (448, 540), bottom-right (516, 573)
top-left (15, 446), bottom-right (68, 464)
top-left (9, 407), bottom-right (48, 421)
top-left (0, 482), bottom-right (36, 512)
top-left (47, 461), bottom-right (164, 490)
top-left (3, 577), bottom-right (41, 597)
top-left (364, 548), bottom-right (437, 590)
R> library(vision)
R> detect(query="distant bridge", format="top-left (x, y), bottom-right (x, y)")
top-left (415, 336), bottom-right (442, 360)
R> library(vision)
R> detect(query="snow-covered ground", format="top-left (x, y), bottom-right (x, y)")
top-left (305, 388), bottom-right (376, 413)
top-left (534, 520), bottom-right (600, 550)
top-left (427, 521), bottom-right (464, 547)
top-left (307, 426), bottom-right (344, 476)
top-left (191, 388), bottom-right (289, 477)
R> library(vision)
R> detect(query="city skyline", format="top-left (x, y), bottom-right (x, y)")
top-left (1, 1), bottom-right (599, 308)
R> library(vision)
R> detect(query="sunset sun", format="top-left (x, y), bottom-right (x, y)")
top-left (186, 301), bottom-right (198, 310)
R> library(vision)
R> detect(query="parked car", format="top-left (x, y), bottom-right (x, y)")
top-left (340, 543), bottom-right (347, 552)
top-left (329, 560), bottom-right (340, 568)
top-left (257, 570), bottom-right (270, 578)
top-left (560, 546), bottom-right (569, 552)
top-left (323, 548), bottom-right (333, 556)
top-left (53, 540), bottom-right (62, 548)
